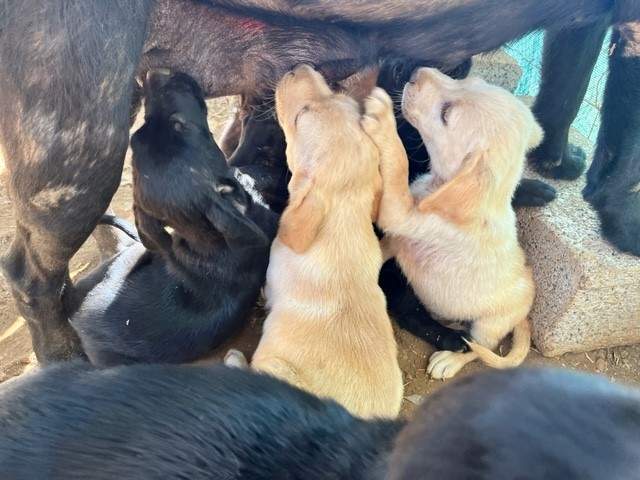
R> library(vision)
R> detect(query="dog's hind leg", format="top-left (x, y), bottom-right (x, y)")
top-left (529, 19), bottom-right (610, 180)
top-left (0, 1), bottom-right (152, 363)
top-left (583, 21), bottom-right (640, 257)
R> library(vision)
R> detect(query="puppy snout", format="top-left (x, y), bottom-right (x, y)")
top-left (408, 67), bottom-right (444, 88)
top-left (216, 178), bottom-right (249, 214)
top-left (145, 68), bottom-right (173, 91)
top-left (290, 63), bottom-right (317, 77)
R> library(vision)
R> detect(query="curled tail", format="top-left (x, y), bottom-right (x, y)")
top-left (466, 319), bottom-right (531, 369)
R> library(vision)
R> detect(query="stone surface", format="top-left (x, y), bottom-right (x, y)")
top-left (470, 49), bottom-right (523, 92)
top-left (517, 167), bottom-right (640, 357)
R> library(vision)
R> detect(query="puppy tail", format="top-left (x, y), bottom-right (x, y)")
top-left (98, 214), bottom-right (141, 243)
top-left (465, 319), bottom-right (531, 369)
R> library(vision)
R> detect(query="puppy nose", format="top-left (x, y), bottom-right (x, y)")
top-left (145, 68), bottom-right (172, 90)
top-left (291, 63), bottom-right (316, 76)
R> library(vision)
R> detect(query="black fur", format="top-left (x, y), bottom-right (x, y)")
top-left (389, 368), bottom-right (640, 479)
top-left (0, 362), bottom-right (401, 480)
top-left (531, 17), bottom-right (640, 255)
top-left (68, 71), bottom-right (277, 367)
top-left (1, 364), bottom-right (639, 479)
top-left (0, 0), bottom-right (636, 362)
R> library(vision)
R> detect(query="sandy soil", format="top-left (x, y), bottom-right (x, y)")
top-left (0, 97), bottom-right (638, 415)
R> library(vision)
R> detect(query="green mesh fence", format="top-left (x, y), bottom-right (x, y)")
top-left (505, 30), bottom-right (612, 151)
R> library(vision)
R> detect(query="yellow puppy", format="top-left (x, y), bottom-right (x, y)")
top-left (228, 65), bottom-right (403, 419)
top-left (362, 68), bottom-right (542, 380)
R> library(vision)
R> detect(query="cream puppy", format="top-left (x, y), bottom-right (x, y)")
top-left (362, 68), bottom-right (542, 380)
top-left (228, 65), bottom-right (403, 419)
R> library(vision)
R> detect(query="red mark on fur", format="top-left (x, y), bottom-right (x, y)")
top-left (237, 18), bottom-right (268, 33)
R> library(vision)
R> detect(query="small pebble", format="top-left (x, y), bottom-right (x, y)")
top-left (405, 394), bottom-right (425, 406)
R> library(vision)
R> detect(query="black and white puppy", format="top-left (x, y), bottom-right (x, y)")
top-left (69, 71), bottom-right (277, 367)
top-left (1, 364), bottom-right (638, 479)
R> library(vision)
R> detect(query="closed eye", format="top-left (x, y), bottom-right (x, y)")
top-left (440, 102), bottom-right (453, 125)
top-left (294, 105), bottom-right (310, 127)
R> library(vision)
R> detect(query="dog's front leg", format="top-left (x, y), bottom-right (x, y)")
top-left (361, 88), bottom-right (415, 235)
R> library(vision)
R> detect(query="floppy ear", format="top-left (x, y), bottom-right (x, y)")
top-left (206, 179), bottom-right (269, 249)
top-left (417, 150), bottom-right (489, 225)
top-left (134, 206), bottom-right (172, 252)
top-left (278, 170), bottom-right (326, 253)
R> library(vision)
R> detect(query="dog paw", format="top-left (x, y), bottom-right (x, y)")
top-left (224, 349), bottom-right (249, 369)
top-left (585, 184), bottom-right (640, 257)
top-left (427, 350), bottom-right (470, 379)
top-left (362, 87), bottom-right (396, 134)
top-left (528, 143), bottom-right (587, 180)
top-left (512, 178), bottom-right (557, 208)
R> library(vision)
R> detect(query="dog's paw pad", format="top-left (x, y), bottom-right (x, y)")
top-left (224, 349), bottom-right (248, 369)
top-left (427, 350), bottom-right (468, 379)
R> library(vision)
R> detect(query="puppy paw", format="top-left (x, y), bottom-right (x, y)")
top-left (224, 349), bottom-right (249, 369)
top-left (512, 178), bottom-right (556, 208)
top-left (427, 350), bottom-right (471, 379)
top-left (361, 87), bottom-right (396, 135)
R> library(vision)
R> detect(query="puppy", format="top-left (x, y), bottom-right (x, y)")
top-left (69, 70), bottom-right (277, 366)
top-left (2, 363), bottom-right (639, 480)
top-left (362, 69), bottom-right (542, 379)
top-left (228, 64), bottom-right (403, 419)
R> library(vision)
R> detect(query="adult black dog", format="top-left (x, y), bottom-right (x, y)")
top-left (1, 363), bottom-right (639, 479)
top-left (67, 71), bottom-right (277, 366)
top-left (0, 0), bottom-right (636, 363)
top-left (530, 20), bottom-right (640, 256)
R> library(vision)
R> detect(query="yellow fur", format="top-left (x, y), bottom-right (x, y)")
top-left (362, 70), bottom-right (540, 379)
top-left (250, 66), bottom-right (403, 418)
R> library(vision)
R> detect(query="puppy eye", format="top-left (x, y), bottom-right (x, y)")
top-left (294, 105), bottom-right (310, 127)
top-left (440, 102), bottom-right (453, 125)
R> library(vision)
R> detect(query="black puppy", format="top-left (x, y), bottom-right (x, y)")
top-left (69, 71), bottom-right (277, 367)
top-left (1, 363), bottom-right (638, 479)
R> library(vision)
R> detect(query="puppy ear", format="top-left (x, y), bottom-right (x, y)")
top-left (418, 150), bottom-right (488, 225)
top-left (278, 170), bottom-right (325, 253)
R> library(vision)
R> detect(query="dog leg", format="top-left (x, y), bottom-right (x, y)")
top-left (0, 1), bottom-right (151, 363)
top-left (583, 22), bottom-right (640, 257)
top-left (529, 19), bottom-right (609, 180)
top-left (361, 88), bottom-right (416, 234)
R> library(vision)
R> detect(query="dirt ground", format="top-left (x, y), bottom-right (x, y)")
top-left (0, 97), bottom-right (638, 415)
